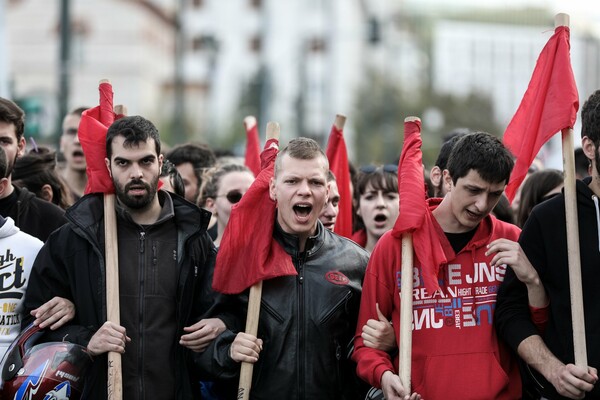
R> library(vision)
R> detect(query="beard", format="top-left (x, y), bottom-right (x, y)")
top-left (114, 176), bottom-right (159, 210)
top-left (5, 153), bottom-right (17, 178)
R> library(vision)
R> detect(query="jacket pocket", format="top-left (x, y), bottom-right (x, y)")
top-left (260, 299), bottom-right (284, 324)
top-left (318, 290), bottom-right (353, 325)
top-left (413, 352), bottom-right (510, 399)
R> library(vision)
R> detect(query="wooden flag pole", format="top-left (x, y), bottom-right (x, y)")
top-left (334, 114), bottom-right (346, 131)
top-left (105, 192), bottom-right (122, 400)
top-left (399, 234), bottom-right (413, 392)
top-left (244, 115), bottom-right (257, 131)
top-left (238, 122), bottom-right (280, 400)
top-left (556, 13), bottom-right (587, 367)
top-left (398, 116), bottom-right (419, 393)
top-left (102, 80), bottom-right (123, 400)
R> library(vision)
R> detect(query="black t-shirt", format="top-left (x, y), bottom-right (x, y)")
top-left (445, 227), bottom-right (477, 254)
top-left (0, 190), bottom-right (18, 217)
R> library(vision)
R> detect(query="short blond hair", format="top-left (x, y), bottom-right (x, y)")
top-left (274, 137), bottom-right (328, 178)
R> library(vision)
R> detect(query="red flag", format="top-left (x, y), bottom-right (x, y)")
top-left (325, 123), bottom-right (353, 238)
top-left (213, 139), bottom-right (297, 294)
top-left (503, 26), bottom-right (578, 202)
top-left (392, 119), bottom-right (448, 295)
top-left (244, 117), bottom-right (261, 177)
top-left (79, 82), bottom-right (116, 194)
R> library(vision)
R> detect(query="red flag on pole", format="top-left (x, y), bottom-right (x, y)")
top-left (503, 25), bottom-right (579, 202)
top-left (244, 116), bottom-right (261, 177)
top-left (213, 137), bottom-right (296, 294)
top-left (79, 80), bottom-right (124, 399)
top-left (392, 118), bottom-right (448, 295)
top-left (325, 115), bottom-right (353, 239)
top-left (79, 81), bottom-right (116, 194)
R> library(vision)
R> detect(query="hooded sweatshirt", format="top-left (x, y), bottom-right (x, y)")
top-left (496, 177), bottom-right (600, 399)
top-left (353, 199), bottom-right (522, 399)
top-left (0, 216), bottom-right (43, 358)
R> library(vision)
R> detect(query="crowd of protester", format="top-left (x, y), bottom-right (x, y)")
top-left (0, 89), bottom-right (597, 400)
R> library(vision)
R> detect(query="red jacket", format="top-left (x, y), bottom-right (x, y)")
top-left (352, 201), bottom-right (522, 399)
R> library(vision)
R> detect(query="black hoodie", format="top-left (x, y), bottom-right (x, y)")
top-left (22, 191), bottom-right (218, 400)
top-left (496, 177), bottom-right (600, 399)
top-left (0, 185), bottom-right (67, 241)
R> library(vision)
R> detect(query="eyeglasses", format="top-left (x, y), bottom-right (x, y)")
top-left (359, 164), bottom-right (398, 174)
top-left (218, 190), bottom-right (243, 204)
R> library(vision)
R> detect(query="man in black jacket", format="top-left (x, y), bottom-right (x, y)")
top-left (495, 90), bottom-right (600, 399)
top-left (0, 97), bottom-right (67, 241)
top-left (23, 115), bottom-right (223, 399)
top-left (203, 137), bottom-right (370, 400)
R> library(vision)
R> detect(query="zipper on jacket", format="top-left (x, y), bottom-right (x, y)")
top-left (138, 230), bottom-right (146, 397)
top-left (139, 231), bottom-right (146, 253)
top-left (296, 252), bottom-right (307, 399)
top-left (592, 195), bottom-right (600, 253)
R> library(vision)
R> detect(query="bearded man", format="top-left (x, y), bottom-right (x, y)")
top-left (22, 115), bottom-right (224, 399)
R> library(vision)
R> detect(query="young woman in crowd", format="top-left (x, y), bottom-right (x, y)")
top-left (516, 169), bottom-right (564, 228)
top-left (352, 164), bottom-right (399, 253)
top-left (199, 163), bottom-right (255, 247)
top-left (13, 147), bottom-right (74, 210)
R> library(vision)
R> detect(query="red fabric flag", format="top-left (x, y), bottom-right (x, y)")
top-left (503, 26), bottom-right (578, 202)
top-left (392, 119), bottom-right (448, 295)
top-left (325, 124), bottom-right (353, 239)
top-left (79, 82), bottom-right (116, 194)
top-left (244, 118), bottom-right (261, 177)
top-left (213, 139), bottom-right (297, 294)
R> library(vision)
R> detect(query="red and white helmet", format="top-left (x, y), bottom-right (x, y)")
top-left (0, 324), bottom-right (92, 400)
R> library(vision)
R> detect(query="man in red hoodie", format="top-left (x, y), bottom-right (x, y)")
top-left (353, 132), bottom-right (546, 399)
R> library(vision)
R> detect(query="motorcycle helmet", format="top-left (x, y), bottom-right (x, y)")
top-left (0, 323), bottom-right (92, 400)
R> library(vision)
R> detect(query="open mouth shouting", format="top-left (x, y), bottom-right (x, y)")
top-left (72, 149), bottom-right (85, 158)
top-left (293, 203), bottom-right (313, 223)
top-left (373, 213), bottom-right (388, 228)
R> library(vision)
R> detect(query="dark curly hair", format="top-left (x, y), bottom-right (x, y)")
top-left (106, 116), bottom-right (161, 159)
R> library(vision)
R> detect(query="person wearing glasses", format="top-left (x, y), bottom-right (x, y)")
top-left (200, 163), bottom-right (255, 247)
top-left (353, 132), bottom-right (540, 399)
top-left (352, 164), bottom-right (400, 253)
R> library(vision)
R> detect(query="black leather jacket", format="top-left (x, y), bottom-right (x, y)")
top-left (22, 191), bottom-right (218, 400)
top-left (203, 221), bottom-right (370, 400)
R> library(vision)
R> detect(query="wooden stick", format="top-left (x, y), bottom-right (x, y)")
top-left (562, 127), bottom-right (587, 366)
top-left (114, 105), bottom-right (127, 116)
top-left (555, 13), bottom-right (587, 367)
top-left (105, 194), bottom-right (121, 400)
top-left (105, 89), bottom-right (123, 400)
top-left (398, 116), bottom-right (419, 393)
top-left (399, 233), bottom-right (413, 392)
top-left (244, 115), bottom-right (257, 131)
top-left (238, 281), bottom-right (262, 400)
top-left (237, 122), bottom-right (280, 400)
top-left (334, 114), bottom-right (346, 131)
